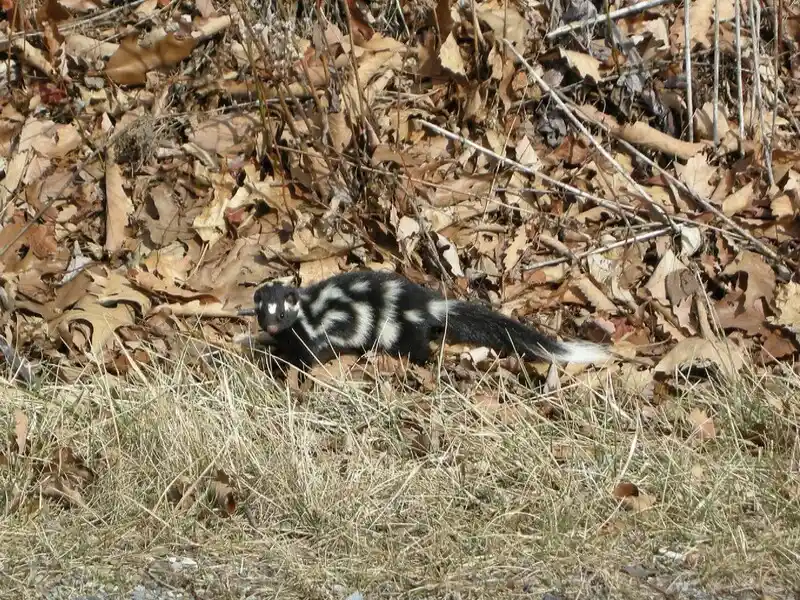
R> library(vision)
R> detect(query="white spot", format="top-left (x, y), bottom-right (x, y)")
top-left (350, 280), bottom-right (371, 294)
top-left (283, 299), bottom-right (297, 313)
top-left (375, 280), bottom-right (403, 349)
top-left (428, 299), bottom-right (450, 321)
top-left (404, 309), bottom-right (425, 323)
top-left (267, 303), bottom-right (277, 315)
top-left (310, 285), bottom-right (348, 316)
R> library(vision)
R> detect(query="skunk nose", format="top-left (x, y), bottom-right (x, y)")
top-left (267, 325), bottom-right (279, 334)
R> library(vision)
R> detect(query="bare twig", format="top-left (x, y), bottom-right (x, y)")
top-left (503, 40), bottom-right (678, 232)
top-left (545, 0), bottom-right (677, 39)
top-left (735, 0), bottom-right (745, 156)
top-left (749, 0), bottom-right (775, 185)
top-left (713, 0), bottom-right (721, 148)
top-left (771, 0), bottom-right (780, 154)
top-left (523, 225), bottom-right (674, 271)
top-left (684, 0), bottom-right (694, 142)
top-left (414, 119), bottom-right (649, 226)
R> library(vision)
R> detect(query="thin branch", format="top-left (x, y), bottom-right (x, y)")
top-left (684, 0), bottom-right (694, 142)
top-left (735, 0), bottom-right (745, 156)
top-left (713, 0), bottom-right (721, 148)
top-left (771, 0), bottom-right (780, 155)
top-left (749, 0), bottom-right (775, 185)
top-left (414, 119), bottom-right (649, 226)
top-left (545, 0), bottom-right (677, 40)
top-left (523, 225), bottom-right (674, 271)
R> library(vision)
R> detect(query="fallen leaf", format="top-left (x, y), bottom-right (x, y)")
top-left (722, 181), bottom-right (755, 216)
top-left (104, 160), bottom-right (133, 252)
top-left (572, 275), bottom-right (618, 313)
top-left (14, 409), bottom-right (28, 455)
top-left (613, 481), bottom-right (656, 512)
top-left (439, 32), bottom-right (466, 77)
top-left (514, 135), bottom-right (541, 170)
top-left (299, 257), bottom-right (343, 286)
top-left (18, 118), bottom-right (81, 158)
top-left (770, 282), bottom-right (800, 330)
top-left (105, 32), bottom-right (198, 85)
top-left (689, 0), bottom-right (715, 47)
top-left (760, 329), bottom-right (797, 362)
top-left (676, 152), bottom-right (716, 199)
top-left (474, 0), bottom-right (529, 48)
top-left (687, 407), bottom-right (716, 441)
top-left (193, 171), bottom-right (235, 246)
top-left (503, 226), bottom-right (528, 271)
top-left (654, 337), bottom-right (745, 379)
top-left (721, 250), bottom-right (775, 310)
top-left (208, 469), bottom-right (236, 516)
top-left (559, 48), bottom-right (601, 81)
top-left (437, 233), bottom-right (464, 276)
top-left (642, 249), bottom-right (689, 305)
top-left (50, 295), bottom-right (136, 354)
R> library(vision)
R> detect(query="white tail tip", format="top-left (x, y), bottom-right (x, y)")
top-left (550, 340), bottom-right (611, 364)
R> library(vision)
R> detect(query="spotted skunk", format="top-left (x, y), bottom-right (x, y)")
top-left (239, 270), bottom-right (610, 370)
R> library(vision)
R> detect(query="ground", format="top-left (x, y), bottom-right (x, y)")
top-left (2, 0), bottom-right (800, 597)
top-left (2, 345), bottom-right (799, 599)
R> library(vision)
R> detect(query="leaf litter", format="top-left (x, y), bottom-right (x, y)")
top-left (0, 0), bottom-right (800, 557)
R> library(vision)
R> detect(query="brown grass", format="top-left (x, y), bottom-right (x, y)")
top-left (2, 343), bottom-right (800, 599)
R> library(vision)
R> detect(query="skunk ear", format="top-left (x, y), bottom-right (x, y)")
top-left (285, 291), bottom-right (298, 306)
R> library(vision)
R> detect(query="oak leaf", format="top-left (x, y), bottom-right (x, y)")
top-left (105, 32), bottom-right (197, 85)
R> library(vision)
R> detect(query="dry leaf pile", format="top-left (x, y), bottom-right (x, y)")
top-left (1, 0), bottom-right (800, 387)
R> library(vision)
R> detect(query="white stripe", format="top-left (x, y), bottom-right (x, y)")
top-left (296, 308), bottom-right (321, 340)
top-left (348, 302), bottom-right (375, 348)
top-left (376, 279), bottom-right (403, 349)
top-left (309, 285), bottom-right (348, 316)
top-left (320, 309), bottom-right (351, 330)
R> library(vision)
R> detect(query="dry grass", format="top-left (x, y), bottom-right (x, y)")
top-left (2, 344), bottom-right (800, 600)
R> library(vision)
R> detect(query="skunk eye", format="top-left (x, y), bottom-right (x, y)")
top-left (280, 311), bottom-right (285, 318)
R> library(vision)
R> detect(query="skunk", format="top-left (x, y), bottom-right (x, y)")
top-left (239, 270), bottom-right (610, 370)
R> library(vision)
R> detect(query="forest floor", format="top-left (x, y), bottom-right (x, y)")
top-left (2, 0), bottom-right (800, 596)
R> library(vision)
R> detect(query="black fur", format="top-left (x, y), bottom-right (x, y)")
top-left (246, 270), bottom-right (610, 371)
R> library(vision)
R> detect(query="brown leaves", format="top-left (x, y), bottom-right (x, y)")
top-left (655, 337), bottom-right (746, 379)
top-left (39, 447), bottom-right (95, 508)
top-left (613, 481), bottom-right (656, 512)
top-left (105, 32), bottom-right (197, 85)
top-left (169, 468), bottom-right (238, 517)
top-left (104, 158), bottom-right (134, 252)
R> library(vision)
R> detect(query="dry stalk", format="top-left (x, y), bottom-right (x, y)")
top-left (522, 224), bottom-right (674, 271)
top-left (545, 0), bottom-right (677, 39)
top-left (735, 0), bottom-right (745, 156)
top-left (415, 119), bottom-right (648, 228)
top-left (713, 0), bottom-right (721, 148)
top-left (684, 0), bottom-right (694, 142)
